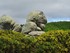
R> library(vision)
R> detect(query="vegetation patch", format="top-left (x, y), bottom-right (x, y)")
top-left (44, 21), bottom-right (70, 31)
top-left (0, 30), bottom-right (70, 53)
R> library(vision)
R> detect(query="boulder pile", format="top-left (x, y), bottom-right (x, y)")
top-left (0, 10), bottom-right (47, 36)
top-left (21, 10), bottom-right (47, 35)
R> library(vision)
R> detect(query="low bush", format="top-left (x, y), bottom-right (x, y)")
top-left (0, 30), bottom-right (70, 53)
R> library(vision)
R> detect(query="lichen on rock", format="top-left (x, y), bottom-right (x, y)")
top-left (26, 10), bottom-right (47, 30)
top-left (21, 10), bottom-right (47, 35)
top-left (0, 15), bottom-right (15, 30)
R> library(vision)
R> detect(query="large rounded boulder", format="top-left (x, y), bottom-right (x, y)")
top-left (21, 22), bottom-right (41, 34)
top-left (26, 10), bottom-right (47, 30)
top-left (0, 15), bottom-right (15, 30)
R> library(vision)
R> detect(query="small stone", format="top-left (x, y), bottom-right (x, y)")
top-left (37, 27), bottom-right (42, 31)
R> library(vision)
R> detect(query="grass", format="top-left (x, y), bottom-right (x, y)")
top-left (44, 21), bottom-right (70, 32)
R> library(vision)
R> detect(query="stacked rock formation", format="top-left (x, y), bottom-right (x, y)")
top-left (21, 10), bottom-right (47, 36)
top-left (0, 10), bottom-right (47, 36)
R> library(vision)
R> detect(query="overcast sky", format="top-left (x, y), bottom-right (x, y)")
top-left (0, 0), bottom-right (70, 24)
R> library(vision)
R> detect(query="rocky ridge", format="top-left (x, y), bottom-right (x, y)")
top-left (0, 10), bottom-right (47, 36)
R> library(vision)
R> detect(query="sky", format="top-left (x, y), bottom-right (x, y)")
top-left (0, 0), bottom-right (70, 24)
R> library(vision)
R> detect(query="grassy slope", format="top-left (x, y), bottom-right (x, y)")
top-left (44, 21), bottom-right (70, 31)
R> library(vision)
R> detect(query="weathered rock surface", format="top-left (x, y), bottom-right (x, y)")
top-left (21, 10), bottom-right (47, 35)
top-left (26, 10), bottom-right (47, 30)
top-left (13, 24), bottom-right (22, 32)
top-left (21, 22), bottom-right (40, 34)
top-left (0, 10), bottom-right (47, 36)
top-left (29, 31), bottom-right (45, 36)
top-left (0, 15), bottom-right (15, 30)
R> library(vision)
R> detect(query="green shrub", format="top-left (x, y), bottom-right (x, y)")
top-left (0, 30), bottom-right (70, 53)
top-left (36, 30), bottom-right (70, 53)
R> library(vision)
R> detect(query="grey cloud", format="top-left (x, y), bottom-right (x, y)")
top-left (0, 0), bottom-right (70, 24)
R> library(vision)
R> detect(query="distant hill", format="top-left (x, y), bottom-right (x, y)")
top-left (44, 21), bottom-right (70, 31)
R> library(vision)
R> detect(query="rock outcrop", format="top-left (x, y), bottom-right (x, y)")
top-left (21, 10), bottom-right (47, 35)
top-left (26, 10), bottom-right (47, 30)
top-left (0, 15), bottom-right (15, 30)
top-left (0, 10), bottom-right (47, 36)
top-left (0, 15), bottom-right (22, 32)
